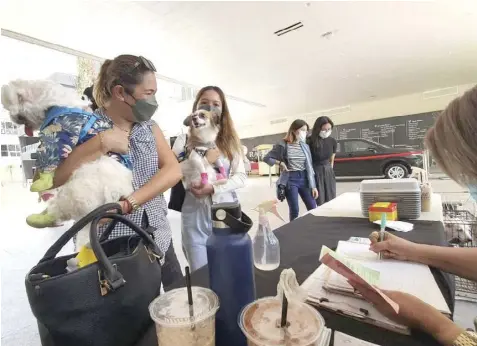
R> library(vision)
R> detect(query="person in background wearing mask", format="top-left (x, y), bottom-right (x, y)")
top-left (350, 85), bottom-right (477, 346)
top-left (172, 86), bottom-right (246, 271)
top-left (264, 119), bottom-right (318, 221)
top-left (308, 116), bottom-right (337, 206)
top-left (53, 55), bottom-right (183, 289)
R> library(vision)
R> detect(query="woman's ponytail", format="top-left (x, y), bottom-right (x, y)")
top-left (93, 59), bottom-right (113, 108)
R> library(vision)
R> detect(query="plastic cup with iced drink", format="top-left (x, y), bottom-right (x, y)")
top-left (149, 287), bottom-right (219, 346)
top-left (238, 297), bottom-right (324, 346)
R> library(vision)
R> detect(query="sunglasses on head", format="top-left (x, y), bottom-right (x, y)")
top-left (132, 56), bottom-right (156, 72)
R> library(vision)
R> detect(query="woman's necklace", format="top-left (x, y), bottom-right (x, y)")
top-left (114, 123), bottom-right (130, 134)
top-left (112, 122), bottom-right (132, 150)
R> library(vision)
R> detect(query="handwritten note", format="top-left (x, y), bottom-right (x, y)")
top-left (319, 246), bottom-right (380, 285)
top-left (319, 246), bottom-right (399, 313)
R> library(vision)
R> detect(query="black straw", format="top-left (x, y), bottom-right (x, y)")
top-left (280, 293), bottom-right (288, 328)
top-left (185, 266), bottom-right (193, 306)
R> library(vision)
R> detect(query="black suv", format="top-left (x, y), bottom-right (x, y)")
top-left (334, 139), bottom-right (423, 179)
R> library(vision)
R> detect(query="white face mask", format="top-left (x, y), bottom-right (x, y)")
top-left (319, 130), bottom-right (332, 139)
top-left (298, 130), bottom-right (307, 142)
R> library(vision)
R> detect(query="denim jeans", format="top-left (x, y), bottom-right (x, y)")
top-left (181, 191), bottom-right (213, 272)
top-left (285, 170), bottom-right (317, 221)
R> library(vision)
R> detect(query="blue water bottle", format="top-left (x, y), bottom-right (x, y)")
top-left (207, 201), bottom-right (255, 346)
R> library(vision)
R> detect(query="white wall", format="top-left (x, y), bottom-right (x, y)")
top-left (237, 82), bottom-right (476, 139)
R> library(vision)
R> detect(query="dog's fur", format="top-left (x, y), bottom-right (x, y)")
top-left (181, 108), bottom-right (224, 191)
top-left (1, 79), bottom-right (133, 248)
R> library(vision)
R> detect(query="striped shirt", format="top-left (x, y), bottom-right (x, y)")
top-left (287, 142), bottom-right (306, 171)
top-left (96, 109), bottom-right (172, 257)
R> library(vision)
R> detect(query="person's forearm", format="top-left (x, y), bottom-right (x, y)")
top-left (213, 172), bottom-right (246, 194)
top-left (263, 156), bottom-right (276, 166)
top-left (418, 310), bottom-right (463, 346)
top-left (53, 136), bottom-right (103, 187)
top-left (130, 163), bottom-right (182, 206)
top-left (410, 244), bottom-right (477, 281)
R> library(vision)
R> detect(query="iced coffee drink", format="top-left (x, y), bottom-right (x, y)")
top-left (149, 287), bottom-right (219, 346)
top-left (238, 297), bottom-right (324, 346)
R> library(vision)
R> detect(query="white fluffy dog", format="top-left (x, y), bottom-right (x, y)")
top-left (1, 79), bottom-right (133, 249)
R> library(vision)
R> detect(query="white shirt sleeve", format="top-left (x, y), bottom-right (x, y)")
top-left (171, 133), bottom-right (187, 160)
top-left (213, 153), bottom-right (247, 194)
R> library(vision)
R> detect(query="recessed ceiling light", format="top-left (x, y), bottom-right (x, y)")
top-left (448, 51), bottom-right (452, 55)
top-left (370, 95), bottom-right (376, 99)
top-left (356, 74), bottom-right (361, 78)
top-left (305, 2), bottom-right (311, 7)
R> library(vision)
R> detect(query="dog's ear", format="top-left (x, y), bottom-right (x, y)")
top-left (1, 82), bottom-right (23, 112)
top-left (183, 114), bottom-right (192, 127)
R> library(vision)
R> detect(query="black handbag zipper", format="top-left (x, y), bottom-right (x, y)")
top-left (29, 273), bottom-right (51, 281)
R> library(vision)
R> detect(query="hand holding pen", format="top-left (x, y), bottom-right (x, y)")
top-left (369, 231), bottom-right (418, 262)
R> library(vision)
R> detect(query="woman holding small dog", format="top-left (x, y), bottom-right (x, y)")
top-left (172, 86), bottom-right (246, 271)
top-left (264, 119), bottom-right (318, 221)
top-left (53, 54), bottom-right (183, 288)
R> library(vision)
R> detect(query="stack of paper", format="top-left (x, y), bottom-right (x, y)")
top-left (325, 241), bottom-right (451, 315)
top-left (302, 240), bottom-right (451, 335)
top-left (302, 265), bottom-right (410, 335)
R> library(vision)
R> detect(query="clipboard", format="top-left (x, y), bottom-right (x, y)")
top-left (302, 265), bottom-right (411, 335)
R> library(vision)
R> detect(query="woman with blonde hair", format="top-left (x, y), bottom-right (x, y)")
top-left (172, 86), bottom-right (246, 271)
top-left (53, 54), bottom-right (183, 288)
top-left (349, 85), bottom-right (477, 346)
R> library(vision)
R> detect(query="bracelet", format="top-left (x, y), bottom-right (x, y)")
top-left (453, 331), bottom-right (477, 346)
top-left (126, 195), bottom-right (140, 212)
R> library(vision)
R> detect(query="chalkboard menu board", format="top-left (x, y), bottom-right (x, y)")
top-left (241, 110), bottom-right (442, 158)
top-left (331, 111), bottom-right (441, 149)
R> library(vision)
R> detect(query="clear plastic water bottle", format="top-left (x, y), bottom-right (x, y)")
top-left (253, 212), bottom-right (280, 271)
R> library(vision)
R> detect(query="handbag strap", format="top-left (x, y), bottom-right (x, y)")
top-left (39, 203), bottom-right (122, 263)
top-left (89, 213), bottom-right (162, 291)
top-left (98, 211), bottom-right (156, 242)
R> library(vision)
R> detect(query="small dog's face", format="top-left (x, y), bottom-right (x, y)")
top-left (1, 80), bottom-right (51, 136)
top-left (1, 79), bottom-right (87, 136)
top-left (184, 109), bottom-right (219, 130)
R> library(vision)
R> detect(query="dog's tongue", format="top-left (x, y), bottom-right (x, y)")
top-left (24, 126), bottom-right (33, 137)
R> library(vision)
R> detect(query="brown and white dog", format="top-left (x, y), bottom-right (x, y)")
top-left (181, 105), bottom-right (226, 192)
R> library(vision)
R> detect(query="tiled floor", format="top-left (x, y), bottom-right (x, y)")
top-left (1, 176), bottom-right (475, 345)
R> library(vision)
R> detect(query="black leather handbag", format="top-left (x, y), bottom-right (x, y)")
top-left (25, 204), bottom-right (163, 346)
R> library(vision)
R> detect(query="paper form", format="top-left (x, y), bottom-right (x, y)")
top-left (319, 246), bottom-right (380, 285)
top-left (319, 246), bottom-right (399, 313)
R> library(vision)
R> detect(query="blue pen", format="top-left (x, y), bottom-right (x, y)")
top-left (378, 213), bottom-right (387, 260)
